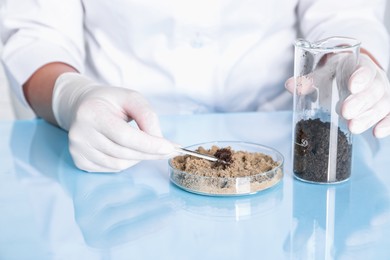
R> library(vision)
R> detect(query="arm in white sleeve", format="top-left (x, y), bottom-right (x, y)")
top-left (297, 0), bottom-right (390, 70)
top-left (0, 0), bottom-right (85, 107)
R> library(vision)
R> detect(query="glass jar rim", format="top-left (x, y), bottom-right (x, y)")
top-left (294, 37), bottom-right (361, 51)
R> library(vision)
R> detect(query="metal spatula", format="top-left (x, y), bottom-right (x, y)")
top-left (175, 147), bottom-right (221, 162)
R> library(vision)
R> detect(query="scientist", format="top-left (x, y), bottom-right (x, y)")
top-left (1, 0), bottom-right (390, 172)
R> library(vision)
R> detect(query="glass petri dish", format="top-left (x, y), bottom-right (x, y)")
top-left (168, 141), bottom-right (284, 196)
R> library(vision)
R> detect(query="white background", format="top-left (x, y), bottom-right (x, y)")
top-left (1, 4), bottom-right (390, 120)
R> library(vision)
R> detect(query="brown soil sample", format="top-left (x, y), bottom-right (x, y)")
top-left (170, 146), bottom-right (283, 195)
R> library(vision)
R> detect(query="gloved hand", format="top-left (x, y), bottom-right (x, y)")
top-left (285, 53), bottom-right (390, 138)
top-left (342, 54), bottom-right (390, 138)
top-left (52, 72), bottom-right (176, 172)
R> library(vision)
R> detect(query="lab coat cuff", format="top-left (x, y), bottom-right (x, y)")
top-left (2, 40), bottom-right (84, 108)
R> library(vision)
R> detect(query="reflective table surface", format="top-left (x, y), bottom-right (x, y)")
top-left (1, 111), bottom-right (390, 260)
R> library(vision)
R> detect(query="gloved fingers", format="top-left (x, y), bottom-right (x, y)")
top-left (68, 148), bottom-right (123, 173)
top-left (80, 87), bottom-right (164, 138)
top-left (348, 54), bottom-right (377, 94)
top-left (90, 130), bottom-right (175, 160)
top-left (285, 75), bottom-right (315, 95)
top-left (348, 96), bottom-right (390, 134)
top-left (373, 114), bottom-right (390, 138)
top-left (284, 77), bottom-right (294, 93)
top-left (121, 91), bottom-right (163, 137)
top-left (97, 116), bottom-right (175, 156)
top-left (69, 144), bottom-right (140, 172)
top-left (348, 66), bottom-right (376, 94)
top-left (342, 77), bottom-right (386, 120)
top-left (75, 160), bottom-right (123, 173)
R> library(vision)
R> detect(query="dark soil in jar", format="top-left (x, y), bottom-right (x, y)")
top-left (293, 118), bottom-right (352, 183)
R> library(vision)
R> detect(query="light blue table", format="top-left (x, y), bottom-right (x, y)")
top-left (1, 111), bottom-right (390, 260)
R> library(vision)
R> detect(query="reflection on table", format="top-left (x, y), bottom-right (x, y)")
top-left (1, 112), bottom-right (390, 259)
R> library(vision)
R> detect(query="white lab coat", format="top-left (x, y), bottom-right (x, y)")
top-left (0, 0), bottom-right (389, 115)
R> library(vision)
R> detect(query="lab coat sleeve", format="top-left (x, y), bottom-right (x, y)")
top-left (0, 0), bottom-right (85, 107)
top-left (297, 0), bottom-right (390, 70)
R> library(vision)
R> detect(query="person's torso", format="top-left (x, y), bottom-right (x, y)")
top-left (82, 0), bottom-right (298, 114)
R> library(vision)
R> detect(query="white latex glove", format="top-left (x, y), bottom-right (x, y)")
top-left (52, 72), bottom-right (176, 172)
top-left (285, 53), bottom-right (390, 138)
top-left (342, 54), bottom-right (390, 138)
